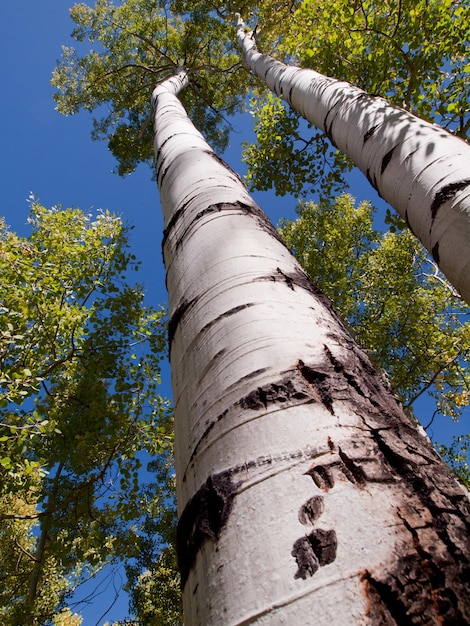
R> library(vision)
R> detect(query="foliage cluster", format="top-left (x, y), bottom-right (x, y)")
top-left (0, 202), bottom-right (172, 624)
top-left (52, 0), bottom-right (250, 175)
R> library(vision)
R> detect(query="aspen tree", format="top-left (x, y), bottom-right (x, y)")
top-left (236, 16), bottom-right (470, 306)
top-left (153, 72), bottom-right (470, 625)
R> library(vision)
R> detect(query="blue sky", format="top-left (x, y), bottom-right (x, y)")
top-left (1, 2), bottom-right (468, 624)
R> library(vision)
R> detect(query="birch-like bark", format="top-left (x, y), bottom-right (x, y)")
top-left (236, 17), bottom-right (470, 306)
top-left (153, 74), bottom-right (470, 625)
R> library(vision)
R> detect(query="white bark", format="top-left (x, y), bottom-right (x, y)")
top-left (236, 17), bottom-right (470, 306)
top-left (153, 75), bottom-right (470, 625)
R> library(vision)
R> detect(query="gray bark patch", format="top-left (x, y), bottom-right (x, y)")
top-left (177, 472), bottom-right (240, 589)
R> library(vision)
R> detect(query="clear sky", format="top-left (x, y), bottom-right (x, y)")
top-left (0, 2), bottom-right (467, 624)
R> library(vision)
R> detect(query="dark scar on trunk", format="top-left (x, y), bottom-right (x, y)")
top-left (338, 447), bottom-right (366, 487)
top-left (298, 495), bottom-right (324, 525)
top-left (168, 297), bottom-right (195, 348)
top-left (430, 179), bottom-right (470, 222)
top-left (363, 124), bottom-right (380, 143)
top-left (305, 464), bottom-right (335, 491)
top-left (431, 241), bottom-right (440, 265)
top-left (239, 378), bottom-right (311, 411)
top-left (381, 145), bottom-right (398, 175)
top-left (292, 529), bottom-right (337, 579)
top-left (177, 471), bottom-right (241, 589)
top-left (298, 360), bottom-right (334, 415)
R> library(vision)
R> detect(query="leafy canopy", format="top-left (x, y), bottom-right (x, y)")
top-left (0, 202), bottom-right (171, 624)
top-left (52, 0), bottom-right (250, 175)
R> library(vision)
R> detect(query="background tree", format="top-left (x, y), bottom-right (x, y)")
top-left (243, 0), bottom-right (469, 196)
top-left (236, 15), bottom-right (470, 305)
top-left (124, 456), bottom-right (182, 625)
top-left (0, 202), bottom-right (171, 624)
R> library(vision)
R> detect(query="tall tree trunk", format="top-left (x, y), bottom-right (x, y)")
top-left (236, 17), bottom-right (470, 307)
top-left (152, 74), bottom-right (470, 625)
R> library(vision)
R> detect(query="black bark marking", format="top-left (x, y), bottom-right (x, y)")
top-left (323, 344), bottom-right (386, 413)
top-left (323, 113), bottom-right (336, 147)
top-left (292, 536), bottom-right (320, 579)
top-left (239, 379), bottom-right (310, 411)
top-left (161, 196), bottom-right (192, 254)
top-left (431, 241), bottom-right (440, 265)
top-left (273, 266), bottom-right (322, 295)
top-left (309, 528), bottom-right (337, 566)
top-left (361, 570), bottom-right (411, 626)
top-left (199, 303), bottom-right (256, 335)
top-left (276, 267), bottom-right (294, 290)
top-left (298, 496), bottom-right (324, 525)
top-left (207, 150), bottom-right (245, 184)
top-left (365, 168), bottom-right (379, 193)
top-left (298, 360), bottom-right (334, 415)
top-left (430, 179), bottom-right (470, 222)
top-left (363, 124), bottom-right (380, 143)
top-left (187, 408), bottom-right (229, 466)
top-left (234, 368), bottom-right (268, 384)
top-left (155, 133), bottom-right (177, 187)
top-left (170, 199), bottom-right (283, 251)
top-left (338, 447), bottom-right (367, 487)
top-left (292, 529), bottom-right (337, 579)
top-left (177, 472), bottom-right (240, 589)
top-left (305, 464), bottom-right (335, 491)
top-left (263, 266), bottom-right (344, 324)
top-left (381, 145), bottom-right (398, 175)
top-left (168, 297), bottom-right (195, 348)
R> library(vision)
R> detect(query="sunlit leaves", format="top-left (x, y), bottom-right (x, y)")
top-left (52, 0), bottom-right (250, 175)
top-left (281, 0), bottom-right (470, 137)
top-left (279, 195), bottom-right (470, 422)
top-left (0, 202), bottom-right (170, 623)
top-left (439, 435), bottom-right (470, 489)
top-left (242, 91), bottom-right (350, 197)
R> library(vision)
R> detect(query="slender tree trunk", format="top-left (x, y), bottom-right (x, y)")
top-left (236, 17), bottom-right (470, 306)
top-left (152, 74), bottom-right (470, 625)
top-left (25, 463), bottom-right (64, 625)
